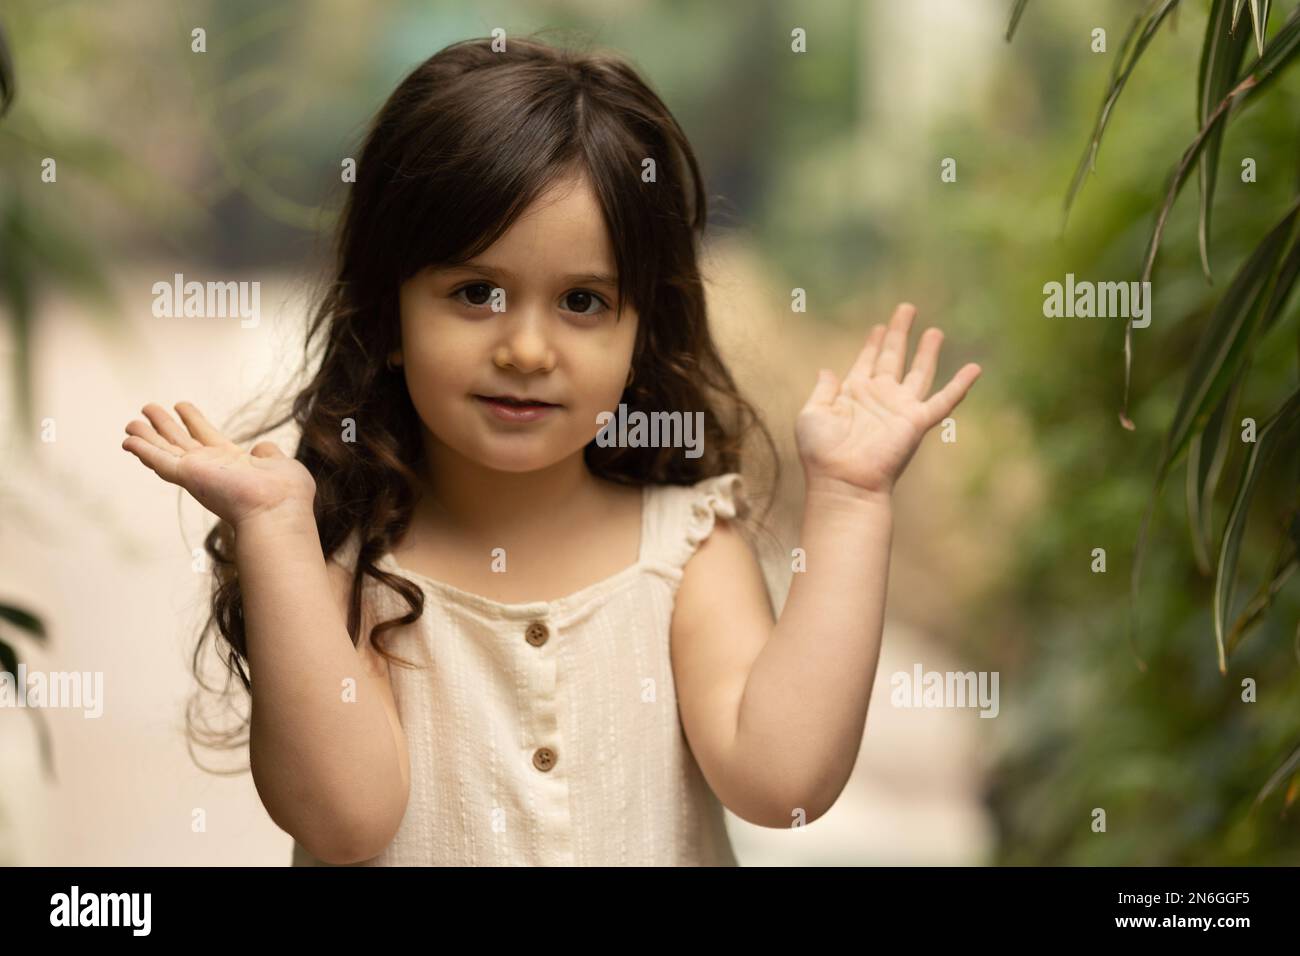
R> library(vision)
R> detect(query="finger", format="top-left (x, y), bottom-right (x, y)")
top-left (804, 368), bottom-right (840, 409)
top-left (874, 303), bottom-right (917, 382)
top-left (121, 435), bottom-right (182, 483)
top-left (175, 401), bottom-right (227, 447)
top-left (921, 363), bottom-right (982, 426)
top-left (141, 403), bottom-right (199, 452)
top-left (125, 418), bottom-right (177, 454)
top-left (841, 324), bottom-right (887, 395)
top-left (902, 327), bottom-right (944, 398)
top-left (250, 441), bottom-right (284, 459)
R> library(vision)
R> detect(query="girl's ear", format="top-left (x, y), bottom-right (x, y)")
top-left (387, 349), bottom-right (403, 369)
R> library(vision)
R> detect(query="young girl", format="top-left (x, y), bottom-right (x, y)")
top-left (121, 35), bottom-right (980, 866)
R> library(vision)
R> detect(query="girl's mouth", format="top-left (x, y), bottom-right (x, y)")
top-left (473, 395), bottom-right (560, 423)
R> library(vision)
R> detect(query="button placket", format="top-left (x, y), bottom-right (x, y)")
top-left (525, 617), bottom-right (558, 769)
top-left (521, 612), bottom-right (573, 863)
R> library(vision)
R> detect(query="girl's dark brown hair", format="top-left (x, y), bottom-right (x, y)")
top-left (189, 32), bottom-right (779, 764)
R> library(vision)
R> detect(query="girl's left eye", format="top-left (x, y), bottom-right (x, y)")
top-left (562, 290), bottom-right (610, 317)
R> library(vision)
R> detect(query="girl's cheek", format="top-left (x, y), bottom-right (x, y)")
top-left (405, 314), bottom-right (476, 378)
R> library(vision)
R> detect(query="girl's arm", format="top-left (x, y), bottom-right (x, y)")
top-left (239, 503), bottom-right (411, 863)
top-left (122, 403), bottom-right (409, 863)
top-left (670, 304), bottom-right (981, 828)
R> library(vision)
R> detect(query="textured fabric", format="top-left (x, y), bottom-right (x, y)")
top-left (290, 473), bottom-right (748, 867)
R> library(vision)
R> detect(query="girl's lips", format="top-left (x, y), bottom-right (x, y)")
top-left (474, 395), bottom-right (560, 423)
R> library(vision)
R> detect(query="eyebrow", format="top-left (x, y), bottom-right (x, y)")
top-left (440, 261), bottom-right (619, 288)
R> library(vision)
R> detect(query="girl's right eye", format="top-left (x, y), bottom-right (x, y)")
top-left (451, 282), bottom-right (497, 309)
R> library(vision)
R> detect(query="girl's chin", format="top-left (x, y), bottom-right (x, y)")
top-left (472, 441), bottom-right (584, 474)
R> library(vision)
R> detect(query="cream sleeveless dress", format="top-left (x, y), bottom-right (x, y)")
top-left (291, 473), bottom-right (750, 866)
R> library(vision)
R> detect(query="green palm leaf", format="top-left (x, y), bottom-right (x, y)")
top-left (1225, 524), bottom-right (1297, 656)
top-left (1062, 0), bottom-right (1183, 231)
top-left (1143, 5), bottom-right (1300, 286)
top-left (1232, 0), bottom-right (1272, 57)
top-left (1129, 200), bottom-right (1300, 656)
top-left (1120, 8), bottom-right (1300, 424)
top-left (1186, 366), bottom-right (1245, 574)
top-left (1005, 0), bottom-right (1031, 42)
top-left (1197, 0), bottom-right (1252, 281)
top-left (1255, 738), bottom-right (1300, 812)
top-left (1214, 384), bottom-right (1300, 672)
top-left (1169, 205), bottom-right (1300, 479)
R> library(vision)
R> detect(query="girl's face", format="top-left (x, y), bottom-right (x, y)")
top-left (394, 171), bottom-right (638, 474)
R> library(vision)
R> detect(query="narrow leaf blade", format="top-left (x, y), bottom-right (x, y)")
top-left (1006, 0), bottom-right (1031, 42)
top-left (1214, 384), bottom-right (1300, 671)
top-left (1064, 0), bottom-right (1183, 225)
top-left (1197, 0), bottom-right (1252, 280)
top-left (0, 603), bottom-right (47, 640)
top-left (1186, 366), bottom-right (1246, 573)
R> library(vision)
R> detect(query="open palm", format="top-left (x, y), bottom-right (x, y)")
top-left (122, 402), bottom-right (316, 528)
top-left (796, 303), bottom-right (981, 499)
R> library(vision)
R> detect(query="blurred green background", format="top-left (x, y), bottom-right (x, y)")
top-left (1, 0), bottom-right (1298, 865)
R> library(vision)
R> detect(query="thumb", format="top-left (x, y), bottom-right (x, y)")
top-left (805, 368), bottom-right (839, 408)
top-left (250, 441), bottom-right (285, 459)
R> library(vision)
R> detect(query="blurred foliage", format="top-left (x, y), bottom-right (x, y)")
top-left (982, 0), bottom-right (1300, 862)
top-left (0, 602), bottom-right (54, 778)
top-left (0, 12), bottom-right (57, 782)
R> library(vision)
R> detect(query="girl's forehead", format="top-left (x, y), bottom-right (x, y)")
top-left (461, 176), bottom-right (616, 276)
top-left (510, 176), bottom-right (605, 237)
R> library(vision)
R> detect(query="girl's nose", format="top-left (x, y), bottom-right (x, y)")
top-left (493, 311), bottom-right (556, 374)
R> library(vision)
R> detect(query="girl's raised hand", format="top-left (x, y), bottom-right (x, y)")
top-left (796, 303), bottom-right (981, 502)
top-left (122, 402), bottom-right (317, 529)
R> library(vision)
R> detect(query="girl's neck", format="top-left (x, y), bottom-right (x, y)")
top-left (415, 440), bottom-right (606, 540)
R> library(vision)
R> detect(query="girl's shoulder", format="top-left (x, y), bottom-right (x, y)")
top-left (642, 472), bottom-right (749, 572)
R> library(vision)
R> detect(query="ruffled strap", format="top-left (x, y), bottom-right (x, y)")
top-left (326, 527), bottom-right (364, 572)
top-left (643, 472), bottom-right (748, 572)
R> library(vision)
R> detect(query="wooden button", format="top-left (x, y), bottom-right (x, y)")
top-left (524, 621), bottom-right (549, 647)
top-left (532, 746), bottom-right (556, 772)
